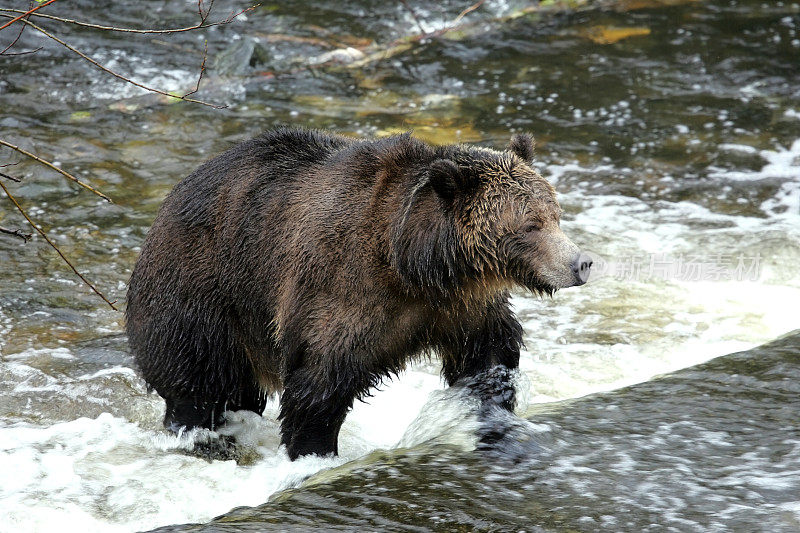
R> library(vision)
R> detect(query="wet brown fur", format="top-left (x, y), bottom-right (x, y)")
top-left (126, 128), bottom-right (568, 459)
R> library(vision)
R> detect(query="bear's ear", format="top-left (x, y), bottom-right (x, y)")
top-left (508, 133), bottom-right (535, 163)
top-left (428, 159), bottom-right (462, 201)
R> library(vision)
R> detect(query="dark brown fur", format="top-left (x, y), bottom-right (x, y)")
top-left (126, 128), bottom-right (583, 459)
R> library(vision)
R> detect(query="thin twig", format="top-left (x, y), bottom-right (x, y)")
top-left (0, 0), bottom-right (57, 32)
top-left (0, 139), bottom-right (112, 202)
top-left (0, 170), bottom-right (21, 182)
top-left (0, 179), bottom-right (118, 310)
top-left (0, 2), bottom-right (256, 34)
top-left (0, 45), bottom-right (42, 56)
top-left (0, 225), bottom-right (32, 241)
top-left (0, 3), bottom-right (44, 56)
top-left (197, 0), bottom-right (213, 24)
top-left (0, 7), bottom-right (27, 55)
top-left (182, 39), bottom-right (208, 98)
top-left (197, 0), bottom-right (214, 24)
top-left (0, 15), bottom-right (227, 109)
top-left (398, 0), bottom-right (427, 35)
top-left (453, 0), bottom-right (486, 24)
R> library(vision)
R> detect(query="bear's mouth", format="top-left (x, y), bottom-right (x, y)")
top-left (524, 282), bottom-right (557, 297)
top-left (517, 271), bottom-right (557, 297)
top-left (503, 261), bottom-right (558, 297)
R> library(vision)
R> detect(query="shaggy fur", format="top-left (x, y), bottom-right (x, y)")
top-left (126, 128), bottom-right (584, 460)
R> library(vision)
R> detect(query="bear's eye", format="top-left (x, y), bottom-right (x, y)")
top-left (522, 221), bottom-right (541, 234)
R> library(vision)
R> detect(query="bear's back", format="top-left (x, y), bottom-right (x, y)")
top-left (162, 128), bottom-right (354, 231)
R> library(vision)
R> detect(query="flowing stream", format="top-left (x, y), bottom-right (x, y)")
top-left (1, 0), bottom-right (798, 531)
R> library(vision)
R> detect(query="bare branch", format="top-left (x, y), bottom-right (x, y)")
top-left (197, 0), bottom-right (214, 25)
top-left (0, 0), bottom-right (57, 32)
top-left (0, 45), bottom-right (42, 56)
top-left (0, 15), bottom-right (227, 109)
top-left (0, 225), bottom-right (32, 242)
top-left (197, 0), bottom-right (209, 23)
top-left (182, 39), bottom-right (208, 98)
top-left (0, 2), bottom-right (256, 35)
top-left (0, 139), bottom-right (112, 202)
top-left (0, 2), bottom-right (44, 56)
top-left (0, 7), bottom-right (27, 55)
top-left (453, 0), bottom-right (486, 25)
top-left (0, 0), bottom-right (253, 310)
top-left (0, 170), bottom-right (22, 182)
top-left (0, 179), bottom-right (118, 310)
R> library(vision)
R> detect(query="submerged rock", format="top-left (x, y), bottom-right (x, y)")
top-left (213, 36), bottom-right (271, 76)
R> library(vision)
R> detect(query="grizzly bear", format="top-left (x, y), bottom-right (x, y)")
top-left (126, 128), bottom-right (591, 460)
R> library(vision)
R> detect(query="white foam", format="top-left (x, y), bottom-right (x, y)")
top-left (0, 412), bottom-right (344, 532)
top-left (0, 305), bottom-right (10, 357)
top-left (718, 143), bottom-right (759, 154)
top-left (710, 139), bottom-right (800, 182)
top-left (0, 354), bottom-right (448, 532)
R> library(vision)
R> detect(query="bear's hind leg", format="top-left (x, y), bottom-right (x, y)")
top-left (162, 364), bottom-right (268, 433)
top-left (164, 397), bottom-right (225, 433)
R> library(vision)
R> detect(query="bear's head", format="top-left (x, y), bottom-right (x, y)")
top-left (390, 133), bottom-right (591, 298)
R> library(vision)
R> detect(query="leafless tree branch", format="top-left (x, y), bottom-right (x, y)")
top-left (0, 5), bottom-right (27, 55)
top-left (0, 0), bottom-right (257, 35)
top-left (182, 39), bottom-right (209, 98)
top-left (0, 179), bottom-right (118, 310)
top-left (0, 0), bottom-right (56, 31)
top-left (0, 0), bottom-right (260, 311)
top-left (0, 225), bottom-right (32, 241)
top-left (0, 44), bottom-right (41, 55)
top-left (453, 0), bottom-right (486, 24)
top-left (0, 14), bottom-right (227, 108)
top-left (0, 139), bottom-right (112, 202)
top-left (0, 170), bottom-right (22, 182)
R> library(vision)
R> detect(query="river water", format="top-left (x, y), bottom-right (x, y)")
top-left (0, 0), bottom-right (798, 531)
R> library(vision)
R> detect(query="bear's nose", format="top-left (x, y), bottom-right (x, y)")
top-left (572, 253), bottom-right (592, 285)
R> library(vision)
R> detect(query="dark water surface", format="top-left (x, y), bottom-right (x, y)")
top-left (155, 331), bottom-right (800, 532)
top-left (1, 0), bottom-right (798, 531)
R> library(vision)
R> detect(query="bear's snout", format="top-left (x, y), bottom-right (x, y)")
top-left (571, 253), bottom-right (593, 286)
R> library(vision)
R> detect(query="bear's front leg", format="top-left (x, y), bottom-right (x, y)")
top-left (278, 365), bottom-right (367, 460)
top-left (441, 297), bottom-right (523, 412)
